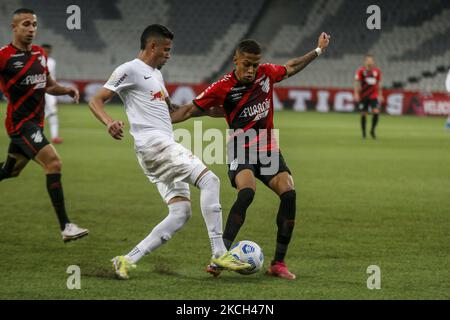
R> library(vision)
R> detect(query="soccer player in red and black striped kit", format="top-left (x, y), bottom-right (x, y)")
top-left (0, 8), bottom-right (88, 242)
top-left (354, 54), bottom-right (383, 139)
top-left (171, 33), bottom-right (330, 280)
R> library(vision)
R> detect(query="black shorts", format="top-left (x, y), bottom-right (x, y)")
top-left (227, 150), bottom-right (291, 188)
top-left (8, 122), bottom-right (49, 159)
top-left (358, 99), bottom-right (379, 112)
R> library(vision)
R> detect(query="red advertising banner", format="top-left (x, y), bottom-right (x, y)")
top-left (55, 80), bottom-right (450, 116)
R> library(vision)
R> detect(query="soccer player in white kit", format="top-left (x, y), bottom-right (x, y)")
top-left (42, 44), bottom-right (63, 144)
top-left (89, 24), bottom-right (250, 279)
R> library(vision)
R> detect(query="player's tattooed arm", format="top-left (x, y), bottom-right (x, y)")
top-left (284, 32), bottom-right (330, 79)
top-left (166, 97), bottom-right (181, 113)
top-left (89, 88), bottom-right (125, 140)
top-left (170, 103), bottom-right (224, 123)
top-left (45, 75), bottom-right (79, 103)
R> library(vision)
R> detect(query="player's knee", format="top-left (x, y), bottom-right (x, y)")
top-left (169, 201), bottom-right (192, 227)
top-left (46, 157), bottom-right (62, 173)
top-left (237, 188), bottom-right (255, 207)
top-left (198, 171), bottom-right (220, 189)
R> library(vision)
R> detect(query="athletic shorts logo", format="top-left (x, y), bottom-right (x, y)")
top-left (31, 130), bottom-right (43, 143)
top-left (230, 158), bottom-right (238, 171)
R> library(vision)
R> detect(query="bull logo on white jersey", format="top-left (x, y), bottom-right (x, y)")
top-left (150, 90), bottom-right (165, 101)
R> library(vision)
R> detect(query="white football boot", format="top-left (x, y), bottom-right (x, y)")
top-left (61, 223), bottom-right (89, 242)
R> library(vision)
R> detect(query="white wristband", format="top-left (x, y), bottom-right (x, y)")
top-left (315, 47), bottom-right (322, 56)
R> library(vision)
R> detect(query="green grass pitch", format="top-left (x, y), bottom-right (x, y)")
top-left (0, 103), bottom-right (449, 299)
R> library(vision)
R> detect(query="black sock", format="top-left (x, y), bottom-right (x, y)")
top-left (223, 188), bottom-right (255, 250)
top-left (46, 173), bottom-right (70, 230)
top-left (371, 114), bottom-right (379, 133)
top-left (361, 115), bottom-right (367, 137)
top-left (0, 156), bottom-right (17, 181)
top-left (274, 190), bottom-right (296, 262)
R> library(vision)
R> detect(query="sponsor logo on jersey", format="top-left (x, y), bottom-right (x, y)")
top-left (38, 55), bottom-right (46, 68)
top-left (113, 73), bottom-right (128, 87)
top-left (13, 61), bottom-right (24, 69)
top-left (150, 90), bottom-right (165, 101)
top-left (230, 86), bottom-right (247, 92)
top-left (260, 77), bottom-right (270, 93)
top-left (20, 74), bottom-right (47, 86)
top-left (31, 130), bottom-right (43, 143)
top-left (239, 97), bottom-right (271, 120)
top-left (365, 77), bottom-right (377, 85)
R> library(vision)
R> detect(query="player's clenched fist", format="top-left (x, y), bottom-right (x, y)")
top-left (107, 120), bottom-right (125, 140)
top-left (317, 32), bottom-right (330, 51)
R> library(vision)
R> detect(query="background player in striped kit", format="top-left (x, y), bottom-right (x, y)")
top-left (354, 54), bottom-right (383, 139)
top-left (0, 8), bottom-right (88, 242)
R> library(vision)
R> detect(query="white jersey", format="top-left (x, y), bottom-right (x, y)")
top-left (45, 57), bottom-right (57, 111)
top-left (446, 68), bottom-right (450, 93)
top-left (104, 58), bottom-right (172, 150)
top-left (47, 57), bottom-right (56, 78)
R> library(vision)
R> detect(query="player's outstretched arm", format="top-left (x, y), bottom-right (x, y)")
top-left (89, 88), bottom-right (125, 140)
top-left (46, 75), bottom-right (79, 103)
top-left (284, 32), bottom-right (330, 79)
top-left (170, 102), bottom-right (224, 123)
top-left (170, 103), bottom-right (202, 123)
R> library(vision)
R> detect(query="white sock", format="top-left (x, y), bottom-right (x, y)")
top-left (47, 113), bottom-right (59, 139)
top-left (125, 201), bottom-right (192, 264)
top-left (196, 171), bottom-right (227, 258)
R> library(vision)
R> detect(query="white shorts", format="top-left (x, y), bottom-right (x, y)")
top-left (136, 137), bottom-right (206, 202)
top-left (44, 94), bottom-right (57, 116)
top-left (155, 180), bottom-right (190, 203)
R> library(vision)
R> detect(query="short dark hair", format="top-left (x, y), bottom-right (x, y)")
top-left (140, 24), bottom-right (174, 50)
top-left (236, 39), bottom-right (261, 55)
top-left (13, 8), bottom-right (35, 16)
top-left (41, 44), bottom-right (52, 49)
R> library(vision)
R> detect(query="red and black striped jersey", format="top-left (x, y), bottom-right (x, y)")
top-left (355, 66), bottom-right (381, 100)
top-left (193, 64), bottom-right (286, 151)
top-left (0, 43), bottom-right (48, 135)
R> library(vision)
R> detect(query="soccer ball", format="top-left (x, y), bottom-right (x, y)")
top-left (229, 240), bottom-right (264, 275)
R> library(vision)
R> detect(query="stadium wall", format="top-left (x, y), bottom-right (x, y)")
top-left (54, 80), bottom-right (450, 117)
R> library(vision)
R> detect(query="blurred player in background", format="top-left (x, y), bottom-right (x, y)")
top-left (0, 8), bottom-right (88, 242)
top-left (171, 33), bottom-right (331, 280)
top-left (42, 44), bottom-right (63, 144)
top-left (446, 67), bottom-right (450, 130)
top-left (89, 24), bottom-right (250, 279)
top-left (354, 54), bottom-right (383, 139)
